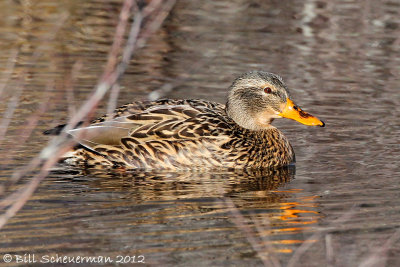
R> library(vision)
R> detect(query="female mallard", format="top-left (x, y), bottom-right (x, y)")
top-left (46, 71), bottom-right (324, 170)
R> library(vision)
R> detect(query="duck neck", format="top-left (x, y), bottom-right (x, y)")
top-left (225, 102), bottom-right (275, 131)
top-left (231, 122), bottom-right (295, 168)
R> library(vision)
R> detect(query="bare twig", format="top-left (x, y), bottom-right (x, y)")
top-left (252, 213), bottom-right (282, 267)
top-left (0, 1), bottom-right (137, 227)
top-left (0, 79), bottom-right (56, 169)
top-left (287, 205), bottom-right (357, 267)
top-left (0, 0), bottom-right (176, 230)
top-left (65, 0), bottom-right (137, 131)
top-left (325, 234), bottom-right (334, 267)
top-left (0, 79), bottom-right (24, 144)
top-left (0, 144), bottom-right (72, 228)
top-left (0, 13), bottom-right (69, 159)
top-left (0, 49), bottom-right (18, 99)
top-left (146, 56), bottom-right (217, 101)
top-left (66, 60), bottom-right (83, 117)
top-left (136, 0), bottom-right (176, 50)
top-left (148, 83), bottom-right (176, 101)
top-left (111, 0), bottom-right (177, 109)
top-left (359, 227), bottom-right (400, 267)
top-left (221, 196), bottom-right (281, 267)
top-left (102, 0), bottom-right (136, 81)
top-left (106, 83), bottom-right (122, 115)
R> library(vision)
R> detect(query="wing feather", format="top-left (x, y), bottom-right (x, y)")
top-left (64, 100), bottom-right (234, 168)
top-left (69, 102), bottom-right (228, 149)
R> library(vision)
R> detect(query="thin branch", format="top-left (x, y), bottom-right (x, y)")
top-left (325, 234), bottom-right (334, 267)
top-left (66, 60), bottom-right (83, 118)
top-left (136, 0), bottom-right (176, 50)
top-left (359, 227), bottom-right (400, 267)
top-left (0, 0), bottom-right (176, 230)
top-left (0, 79), bottom-right (24, 144)
top-left (221, 196), bottom-right (281, 267)
top-left (0, 79), bottom-right (56, 170)
top-left (102, 0), bottom-right (136, 81)
top-left (287, 205), bottom-right (357, 267)
top-left (0, 49), bottom-right (18, 99)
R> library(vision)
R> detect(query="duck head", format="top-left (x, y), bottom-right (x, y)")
top-left (226, 71), bottom-right (325, 131)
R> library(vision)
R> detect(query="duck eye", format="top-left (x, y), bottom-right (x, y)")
top-left (264, 87), bottom-right (272, 94)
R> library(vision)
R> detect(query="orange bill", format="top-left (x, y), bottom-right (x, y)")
top-left (278, 98), bottom-right (325, 127)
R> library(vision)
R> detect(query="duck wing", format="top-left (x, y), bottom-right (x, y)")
top-left (68, 100), bottom-right (230, 153)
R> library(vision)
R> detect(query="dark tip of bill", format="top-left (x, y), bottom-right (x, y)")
top-left (320, 121), bottom-right (325, 127)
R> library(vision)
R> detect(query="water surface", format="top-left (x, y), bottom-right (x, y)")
top-left (1, 0), bottom-right (399, 266)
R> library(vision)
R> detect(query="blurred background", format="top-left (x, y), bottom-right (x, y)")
top-left (0, 0), bottom-right (399, 266)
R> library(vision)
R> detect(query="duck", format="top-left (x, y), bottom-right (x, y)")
top-left (45, 71), bottom-right (324, 170)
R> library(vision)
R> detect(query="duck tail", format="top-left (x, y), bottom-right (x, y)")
top-left (43, 121), bottom-right (84, 135)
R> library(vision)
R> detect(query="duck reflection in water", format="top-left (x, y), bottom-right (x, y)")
top-left (51, 164), bottom-right (319, 254)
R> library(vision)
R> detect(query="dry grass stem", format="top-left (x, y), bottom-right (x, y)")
top-left (66, 60), bottom-right (84, 117)
top-left (0, 49), bottom-right (18, 99)
top-left (0, 0), bottom-right (176, 230)
top-left (325, 234), bottom-right (334, 267)
top-left (0, 79), bottom-right (24, 144)
top-left (221, 196), bottom-right (281, 267)
top-left (287, 205), bottom-right (357, 267)
top-left (359, 227), bottom-right (400, 267)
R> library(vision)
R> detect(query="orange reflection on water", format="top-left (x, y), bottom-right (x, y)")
top-left (279, 208), bottom-right (319, 221)
top-left (278, 199), bottom-right (319, 223)
top-left (271, 227), bottom-right (310, 233)
top-left (276, 248), bottom-right (293, 253)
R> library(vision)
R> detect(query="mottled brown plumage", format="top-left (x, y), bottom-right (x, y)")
top-left (46, 71), bottom-right (324, 170)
